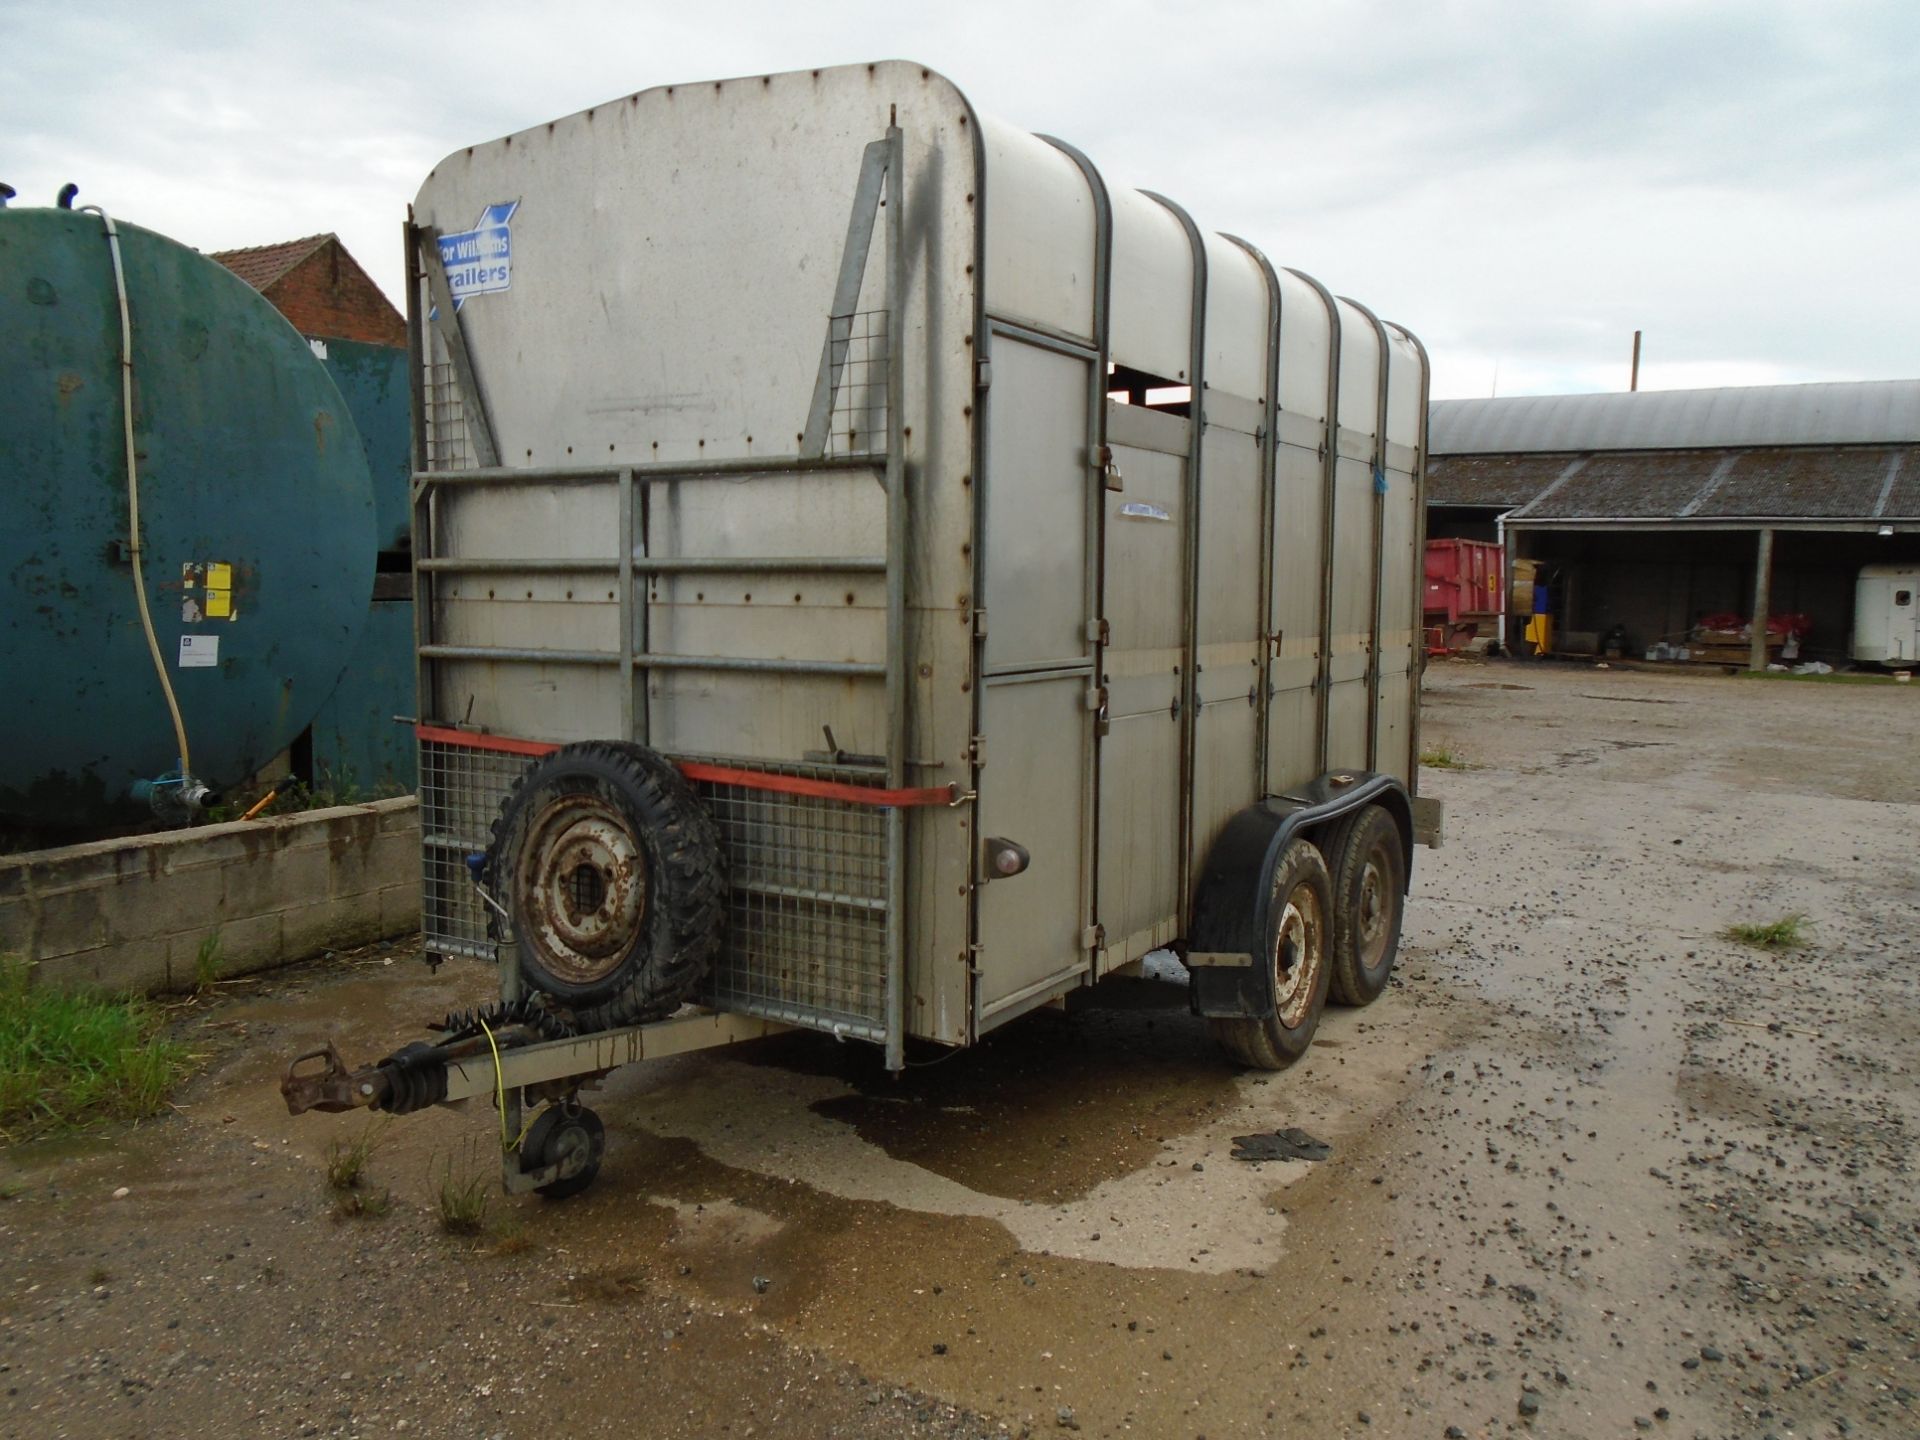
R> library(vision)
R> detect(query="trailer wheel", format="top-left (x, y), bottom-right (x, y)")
top-left (490, 741), bottom-right (725, 1030)
top-left (1325, 805), bottom-right (1405, 1007)
top-left (1208, 839), bottom-right (1332, 1070)
top-left (521, 1104), bottom-right (605, 1199)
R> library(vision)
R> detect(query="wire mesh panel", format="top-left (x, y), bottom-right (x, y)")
top-left (417, 734), bottom-right (892, 1040)
top-left (825, 309), bottom-right (889, 458)
top-left (686, 763), bottom-right (890, 1039)
top-left (418, 736), bottom-right (533, 960)
top-left (422, 351), bottom-right (470, 472)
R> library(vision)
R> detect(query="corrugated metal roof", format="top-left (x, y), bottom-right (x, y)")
top-left (209, 234), bottom-right (334, 291)
top-left (1431, 380), bottom-right (1920, 455)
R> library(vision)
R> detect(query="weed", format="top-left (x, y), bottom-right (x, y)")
top-left (324, 1117), bottom-right (391, 1193)
top-left (1420, 746), bottom-right (1471, 770)
top-left (1725, 914), bottom-right (1808, 951)
top-left (0, 960), bottom-right (193, 1142)
top-left (332, 1186), bottom-right (393, 1221)
top-left (483, 1220), bottom-right (535, 1257)
top-left (87, 1264), bottom-right (113, 1286)
top-left (432, 1149), bottom-right (492, 1236)
top-left (192, 932), bottom-right (222, 994)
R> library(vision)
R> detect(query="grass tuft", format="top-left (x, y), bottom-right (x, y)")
top-left (1420, 746), bottom-right (1472, 771)
top-left (192, 932), bottom-right (223, 995)
top-left (1725, 914), bottom-right (1808, 951)
top-left (432, 1149), bottom-right (492, 1236)
top-left (0, 960), bottom-right (193, 1142)
top-left (324, 1117), bottom-right (391, 1192)
top-left (325, 1118), bottom-right (393, 1220)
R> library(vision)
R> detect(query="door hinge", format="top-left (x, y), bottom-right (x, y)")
top-left (973, 608), bottom-right (989, 638)
top-left (1081, 924), bottom-right (1106, 951)
top-left (967, 734), bottom-right (986, 767)
top-left (1086, 617), bottom-right (1110, 645)
top-left (975, 357), bottom-right (992, 391)
top-left (1084, 683), bottom-right (1105, 712)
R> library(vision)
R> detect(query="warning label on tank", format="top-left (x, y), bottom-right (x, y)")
top-left (437, 202), bottom-right (519, 309)
top-left (178, 635), bottom-right (219, 669)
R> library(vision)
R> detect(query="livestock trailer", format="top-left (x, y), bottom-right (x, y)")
top-left (1852, 565), bottom-right (1919, 666)
top-left (283, 61), bottom-right (1440, 1198)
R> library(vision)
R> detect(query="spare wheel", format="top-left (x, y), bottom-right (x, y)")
top-left (488, 741), bottom-right (726, 1031)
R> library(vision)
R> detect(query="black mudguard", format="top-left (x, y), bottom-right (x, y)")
top-left (1186, 773), bottom-right (1413, 1019)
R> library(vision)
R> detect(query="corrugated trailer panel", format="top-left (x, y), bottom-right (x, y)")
top-left (981, 118), bottom-right (1097, 343)
top-left (1326, 301), bottom-right (1382, 771)
top-left (1188, 231), bottom-right (1271, 899)
top-left (1265, 268), bottom-right (1338, 795)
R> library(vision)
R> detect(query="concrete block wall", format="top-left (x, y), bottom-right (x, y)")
top-left (0, 797), bottom-right (420, 995)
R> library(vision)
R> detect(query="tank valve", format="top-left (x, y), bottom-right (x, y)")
top-left (130, 772), bottom-right (212, 825)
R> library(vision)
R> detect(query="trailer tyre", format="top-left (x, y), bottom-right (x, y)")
top-left (1325, 804), bottom-right (1405, 1007)
top-left (521, 1104), bottom-right (605, 1200)
top-left (489, 741), bottom-right (725, 1031)
top-left (1208, 839), bottom-right (1332, 1070)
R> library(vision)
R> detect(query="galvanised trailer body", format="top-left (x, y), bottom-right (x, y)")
top-left (284, 61), bottom-right (1437, 1193)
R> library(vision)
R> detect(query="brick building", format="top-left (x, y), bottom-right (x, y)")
top-left (210, 234), bottom-right (404, 347)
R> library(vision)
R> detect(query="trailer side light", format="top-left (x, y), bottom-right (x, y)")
top-left (984, 837), bottom-right (1030, 879)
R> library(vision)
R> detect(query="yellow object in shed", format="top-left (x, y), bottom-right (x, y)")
top-left (1525, 614), bottom-right (1552, 656)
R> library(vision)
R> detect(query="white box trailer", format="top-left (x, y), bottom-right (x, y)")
top-left (284, 61), bottom-right (1439, 1197)
top-left (1853, 565), bottom-right (1919, 665)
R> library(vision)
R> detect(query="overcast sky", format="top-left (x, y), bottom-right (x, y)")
top-left (5, 0), bottom-right (1915, 399)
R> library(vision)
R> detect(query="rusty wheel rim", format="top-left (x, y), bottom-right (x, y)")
top-left (518, 795), bottom-right (648, 985)
top-left (1272, 882), bottom-right (1325, 1030)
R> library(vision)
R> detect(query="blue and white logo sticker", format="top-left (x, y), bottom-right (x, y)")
top-left (436, 202), bottom-right (518, 308)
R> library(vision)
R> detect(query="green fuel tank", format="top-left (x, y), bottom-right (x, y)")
top-left (0, 203), bottom-right (378, 827)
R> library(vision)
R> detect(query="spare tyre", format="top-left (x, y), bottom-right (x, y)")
top-left (488, 741), bottom-right (726, 1031)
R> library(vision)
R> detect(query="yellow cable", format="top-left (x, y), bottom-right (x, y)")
top-left (480, 1019), bottom-right (507, 1151)
top-left (478, 1018), bottom-right (540, 1154)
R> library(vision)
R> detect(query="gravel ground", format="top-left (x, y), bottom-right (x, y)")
top-left (1, 660), bottom-right (1914, 1439)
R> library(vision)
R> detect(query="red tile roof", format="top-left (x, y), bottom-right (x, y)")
top-left (209, 234), bottom-right (335, 291)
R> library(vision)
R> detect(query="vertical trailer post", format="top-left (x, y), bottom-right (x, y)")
top-left (404, 221), bottom-right (435, 732)
top-left (883, 125), bottom-right (908, 1071)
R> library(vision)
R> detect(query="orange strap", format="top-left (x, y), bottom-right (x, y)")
top-left (414, 725), bottom-right (956, 808)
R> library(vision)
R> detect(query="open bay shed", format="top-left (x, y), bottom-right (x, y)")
top-left (1426, 380), bottom-right (1920, 663)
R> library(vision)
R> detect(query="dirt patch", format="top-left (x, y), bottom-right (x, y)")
top-left (2, 662), bottom-right (1916, 1439)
